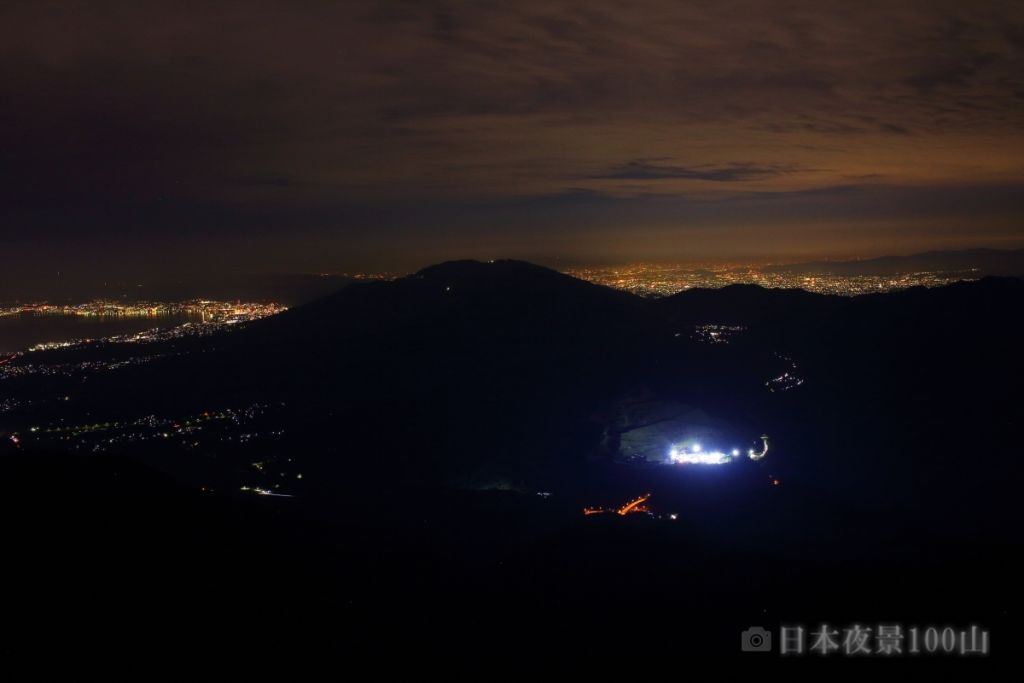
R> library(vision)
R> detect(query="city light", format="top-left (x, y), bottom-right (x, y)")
top-left (0, 299), bottom-right (286, 361)
top-left (669, 444), bottom-right (733, 465)
top-left (1, 299), bottom-right (286, 323)
top-left (565, 263), bottom-right (981, 297)
top-left (668, 436), bottom-right (770, 465)
top-left (583, 493), bottom-right (653, 516)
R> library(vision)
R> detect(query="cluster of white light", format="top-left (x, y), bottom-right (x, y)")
top-left (668, 437), bottom-right (768, 465)
top-left (749, 436), bottom-right (769, 461)
top-left (669, 443), bottom-right (733, 465)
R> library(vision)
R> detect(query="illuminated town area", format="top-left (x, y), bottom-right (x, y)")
top-left (6, 401), bottom-right (299, 497)
top-left (0, 299), bottom-right (286, 354)
top-left (15, 403), bottom-right (283, 454)
top-left (565, 263), bottom-right (979, 297)
top-left (0, 299), bottom-right (285, 322)
top-left (688, 324), bottom-right (746, 345)
top-left (1, 299), bottom-right (288, 397)
top-left (766, 354), bottom-right (804, 392)
top-left (0, 352), bottom-right (176, 380)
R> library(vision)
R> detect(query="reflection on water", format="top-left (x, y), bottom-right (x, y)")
top-left (0, 313), bottom-right (199, 353)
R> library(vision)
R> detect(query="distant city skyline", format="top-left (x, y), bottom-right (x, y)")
top-left (5, 246), bottom-right (1022, 309)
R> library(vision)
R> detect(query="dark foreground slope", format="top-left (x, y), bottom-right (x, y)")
top-left (2, 262), bottom-right (1022, 666)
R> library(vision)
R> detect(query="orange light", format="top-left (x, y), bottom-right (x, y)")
top-left (617, 493), bottom-right (652, 516)
top-left (584, 492), bottom-right (654, 517)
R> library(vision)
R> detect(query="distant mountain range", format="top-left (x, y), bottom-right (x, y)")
top-left (765, 247), bottom-right (1024, 276)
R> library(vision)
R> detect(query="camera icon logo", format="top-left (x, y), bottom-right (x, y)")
top-left (741, 626), bottom-right (772, 652)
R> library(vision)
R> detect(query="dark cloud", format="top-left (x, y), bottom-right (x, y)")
top-left (594, 161), bottom-right (794, 182)
top-left (0, 0), bottom-right (1022, 276)
top-left (906, 52), bottom-right (999, 91)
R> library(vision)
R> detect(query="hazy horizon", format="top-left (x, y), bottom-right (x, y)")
top-left (4, 244), bottom-right (1023, 289)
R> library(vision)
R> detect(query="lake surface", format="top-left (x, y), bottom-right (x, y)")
top-left (0, 313), bottom-right (199, 354)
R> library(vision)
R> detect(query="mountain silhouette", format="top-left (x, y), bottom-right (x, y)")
top-left (5, 260), bottom-right (1021, 501)
top-left (3, 259), bottom-right (1021, 661)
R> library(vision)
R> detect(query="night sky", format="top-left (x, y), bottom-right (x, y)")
top-left (3, 1), bottom-right (1024, 283)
